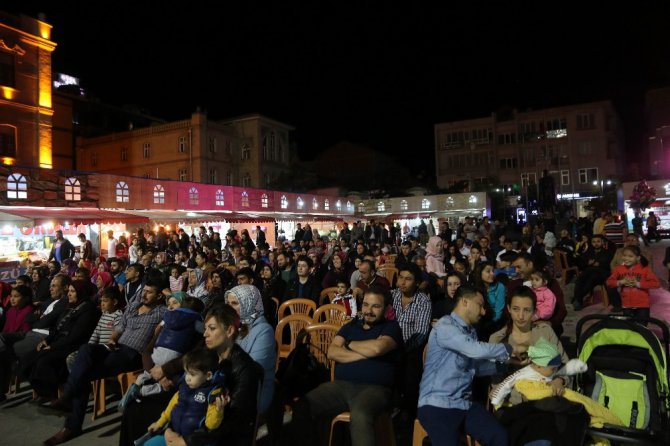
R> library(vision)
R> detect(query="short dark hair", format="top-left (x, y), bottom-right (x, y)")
top-left (101, 286), bottom-right (121, 303)
top-left (360, 259), bottom-right (376, 272)
top-left (110, 257), bottom-right (126, 268)
top-left (296, 255), bottom-right (313, 269)
top-left (364, 284), bottom-right (391, 307)
top-left (398, 263), bottom-right (423, 282)
top-left (182, 347), bottom-right (219, 375)
top-left (12, 284), bottom-right (33, 304)
top-left (454, 285), bottom-right (480, 303)
top-left (16, 274), bottom-right (32, 284)
top-left (127, 263), bottom-right (145, 278)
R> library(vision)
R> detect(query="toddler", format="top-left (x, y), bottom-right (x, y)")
top-left (141, 348), bottom-right (227, 446)
top-left (490, 337), bottom-right (587, 408)
top-left (169, 264), bottom-right (186, 293)
top-left (529, 270), bottom-right (557, 321)
top-left (331, 279), bottom-right (357, 316)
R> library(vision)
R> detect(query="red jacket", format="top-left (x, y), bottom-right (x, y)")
top-left (606, 263), bottom-right (660, 308)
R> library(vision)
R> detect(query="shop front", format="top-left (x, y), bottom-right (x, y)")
top-left (621, 179), bottom-right (670, 234)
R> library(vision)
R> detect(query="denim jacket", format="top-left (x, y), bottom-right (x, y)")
top-left (418, 313), bottom-right (511, 410)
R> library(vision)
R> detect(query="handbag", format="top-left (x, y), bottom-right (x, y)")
top-left (275, 329), bottom-right (329, 398)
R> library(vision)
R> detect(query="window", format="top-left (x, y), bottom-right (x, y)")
top-left (281, 195), bottom-right (288, 209)
top-left (0, 51), bottom-right (16, 88)
top-left (209, 168), bottom-right (217, 184)
top-left (576, 113), bottom-right (596, 130)
top-left (335, 200), bottom-right (342, 211)
top-left (346, 201), bottom-right (353, 212)
top-left (241, 191), bottom-right (249, 207)
top-left (499, 158), bottom-right (518, 169)
top-left (64, 177), bottom-right (81, 201)
top-left (143, 142), bottom-right (150, 159)
top-left (208, 137), bottom-right (217, 153)
top-left (215, 189), bottom-right (224, 206)
top-left (358, 202), bottom-right (365, 213)
top-left (377, 201), bottom-right (385, 212)
top-left (277, 146), bottom-right (283, 163)
top-left (226, 172), bottom-right (233, 186)
top-left (153, 185), bottom-right (165, 204)
top-left (242, 173), bottom-right (251, 187)
top-left (263, 136), bottom-right (268, 160)
top-left (421, 199), bottom-right (430, 210)
top-left (400, 200), bottom-right (408, 211)
top-left (179, 168), bottom-right (188, 182)
top-left (521, 173), bottom-right (537, 188)
top-left (121, 146), bottom-right (128, 161)
top-left (446, 196), bottom-right (454, 208)
top-left (143, 172), bottom-right (150, 179)
top-left (297, 197), bottom-right (304, 209)
top-left (469, 195), bottom-right (478, 205)
top-left (497, 133), bottom-right (517, 145)
top-left (324, 199), bottom-right (329, 211)
top-left (226, 140), bottom-right (232, 155)
top-left (7, 173), bottom-right (26, 199)
top-left (261, 193), bottom-right (268, 208)
top-left (115, 181), bottom-right (129, 203)
top-left (312, 198), bottom-right (318, 210)
top-left (91, 152), bottom-right (98, 167)
top-left (561, 170), bottom-right (570, 186)
top-left (241, 144), bottom-right (251, 160)
top-left (178, 136), bottom-right (187, 153)
top-left (546, 118), bottom-right (567, 138)
top-left (0, 125), bottom-right (17, 158)
top-left (578, 167), bottom-right (598, 184)
top-left (189, 187), bottom-right (199, 205)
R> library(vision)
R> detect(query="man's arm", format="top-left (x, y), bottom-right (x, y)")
top-left (327, 335), bottom-right (367, 363)
top-left (348, 335), bottom-right (397, 358)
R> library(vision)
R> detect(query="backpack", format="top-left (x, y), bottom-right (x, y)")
top-left (275, 329), bottom-right (329, 399)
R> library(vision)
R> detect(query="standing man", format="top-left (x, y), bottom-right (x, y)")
top-left (255, 225), bottom-right (266, 248)
top-left (48, 230), bottom-right (75, 264)
top-left (647, 211), bottom-right (661, 243)
top-left (632, 212), bottom-right (649, 246)
top-left (77, 233), bottom-right (94, 262)
top-left (290, 285), bottom-right (403, 446)
top-left (107, 231), bottom-right (118, 258)
top-left (418, 286), bottom-right (518, 446)
top-left (294, 223), bottom-right (305, 243)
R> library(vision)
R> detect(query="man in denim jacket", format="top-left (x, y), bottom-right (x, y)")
top-left (418, 286), bottom-right (521, 446)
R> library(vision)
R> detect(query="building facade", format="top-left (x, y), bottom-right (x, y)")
top-left (646, 87), bottom-right (670, 178)
top-left (434, 101), bottom-right (625, 216)
top-left (0, 11), bottom-right (56, 169)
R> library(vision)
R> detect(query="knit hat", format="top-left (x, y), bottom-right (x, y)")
top-left (528, 337), bottom-right (562, 367)
top-left (170, 291), bottom-right (187, 303)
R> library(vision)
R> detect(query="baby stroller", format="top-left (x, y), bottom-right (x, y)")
top-left (576, 314), bottom-right (670, 445)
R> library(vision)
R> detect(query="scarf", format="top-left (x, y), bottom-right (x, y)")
top-left (225, 284), bottom-right (264, 325)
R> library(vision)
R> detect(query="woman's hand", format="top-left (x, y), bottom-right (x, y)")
top-left (214, 393), bottom-right (230, 412)
top-left (159, 376), bottom-right (173, 390)
top-left (550, 377), bottom-right (565, 396)
top-left (164, 428), bottom-right (186, 446)
top-left (148, 422), bottom-right (160, 433)
top-left (150, 365), bottom-right (164, 381)
top-left (36, 340), bottom-right (48, 351)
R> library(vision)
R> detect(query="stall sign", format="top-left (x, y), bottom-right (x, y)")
top-left (0, 261), bottom-right (26, 283)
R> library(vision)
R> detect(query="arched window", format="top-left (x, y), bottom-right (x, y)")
top-left (324, 199), bottom-right (329, 210)
top-left (153, 185), bottom-right (165, 204)
top-left (261, 193), bottom-right (268, 208)
top-left (346, 201), bottom-right (353, 212)
top-left (297, 197), bottom-right (304, 209)
top-left (189, 187), bottom-right (199, 205)
top-left (64, 177), bottom-right (81, 201)
top-left (421, 199), bottom-right (430, 210)
top-left (377, 201), bottom-right (385, 212)
top-left (446, 196), bottom-right (455, 208)
top-left (7, 173), bottom-right (27, 199)
top-left (312, 198), bottom-right (318, 210)
top-left (215, 189), bottom-right (224, 206)
top-left (241, 191), bottom-right (249, 207)
top-left (280, 195), bottom-right (288, 209)
top-left (358, 202), bottom-right (365, 213)
top-left (469, 195), bottom-right (478, 205)
top-left (116, 181), bottom-right (129, 203)
top-left (335, 200), bottom-right (342, 211)
top-left (400, 199), bottom-right (408, 211)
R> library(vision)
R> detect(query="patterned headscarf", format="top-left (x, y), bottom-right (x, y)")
top-left (224, 284), bottom-right (264, 325)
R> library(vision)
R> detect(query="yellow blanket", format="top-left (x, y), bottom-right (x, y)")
top-left (514, 380), bottom-right (623, 428)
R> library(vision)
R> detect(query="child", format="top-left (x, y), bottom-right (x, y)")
top-left (169, 264), bottom-right (186, 294)
top-left (66, 287), bottom-right (122, 371)
top-left (490, 337), bottom-right (587, 409)
top-left (606, 245), bottom-right (660, 320)
top-left (1, 285), bottom-right (34, 334)
top-left (331, 279), bottom-right (357, 316)
top-left (529, 270), bottom-right (557, 321)
top-left (122, 293), bottom-right (203, 404)
top-left (143, 348), bottom-right (227, 446)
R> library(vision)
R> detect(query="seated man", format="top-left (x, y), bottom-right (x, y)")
top-left (573, 235), bottom-right (613, 311)
top-left (291, 285), bottom-right (403, 446)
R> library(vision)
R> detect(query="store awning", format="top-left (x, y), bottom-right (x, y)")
top-left (378, 213), bottom-right (434, 221)
top-left (0, 207), bottom-right (149, 226)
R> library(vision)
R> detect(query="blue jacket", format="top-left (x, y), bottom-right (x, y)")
top-left (156, 308), bottom-right (202, 354)
top-left (236, 316), bottom-right (276, 413)
top-left (418, 313), bottom-right (511, 410)
top-left (171, 372), bottom-right (226, 436)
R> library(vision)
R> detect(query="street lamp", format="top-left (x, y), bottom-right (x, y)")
top-left (593, 179), bottom-right (614, 211)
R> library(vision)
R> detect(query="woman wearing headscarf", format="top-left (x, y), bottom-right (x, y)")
top-left (186, 267), bottom-right (209, 306)
top-left (31, 265), bottom-right (51, 306)
top-left (223, 284), bottom-right (276, 414)
top-left (207, 267), bottom-right (234, 307)
top-left (19, 279), bottom-right (100, 401)
top-left (93, 271), bottom-right (114, 307)
top-left (425, 235), bottom-right (447, 278)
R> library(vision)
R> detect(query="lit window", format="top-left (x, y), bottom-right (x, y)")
top-left (241, 191), bottom-right (249, 207)
top-left (189, 187), bottom-right (199, 205)
top-left (377, 201), bottom-right (385, 212)
top-left (446, 197), bottom-right (454, 207)
top-left (64, 177), bottom-right (81, 201)
top-left (324, 199), bottom-right (329, 210)
top-left (469, 195), bottom-right (477, 205)
top-left (400, 200), bottom-right (408, 211)
top-left (358, 202), bottom-right (365, 213)
top-left (422, 199), bottom-right (430, 210)
top-left (215, 189), bottom-right (224, 206)
top-left (346, 201), bottom-right (353, 212)
top-left (281, 195), bottom-right (288, 209)
top-left (297, 197), bottom-right (304, 209)
top-left (116, 181), bottom-right (129, 203)
top-left (241, 144), bottom-right (251, 160)
top-left (153, 185), bottom-right (165, 204)
top-left (261, 193), bottom-right (268, 208)
top-left (143, 142), bottom-right (150, 159)
top-left (312, 198), bottom-right (318, 210)
top-left (336, 200), bottom-right (341, 211)
top-left (7, 173), bottom-right (27, 199)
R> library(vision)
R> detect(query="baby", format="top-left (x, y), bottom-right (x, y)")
top-left (490, 337), bottom-right (587, 409)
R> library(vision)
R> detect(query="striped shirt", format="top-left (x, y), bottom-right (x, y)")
top-left (89, 310), bottom-right (123, 344)
top-left (115, 301), bottom-right (166, 353)
top-left (391, 289), bottom-right (432, 350)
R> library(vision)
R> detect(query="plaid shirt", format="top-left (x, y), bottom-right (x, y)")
top-left (115, 301), bottom-right (166, 353)
top-left (391, 288), bottom-right (432, 350)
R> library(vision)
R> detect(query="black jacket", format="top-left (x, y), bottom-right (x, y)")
top-left (48, 238), bottom-right (75, 262)
top-left (283, 276), bottom-right (321, 306)
top-left (29, 298), bottom-right (68, 332)
top-left (46, 300), bottom-right (100, 352)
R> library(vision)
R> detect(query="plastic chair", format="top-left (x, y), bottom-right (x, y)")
top-left (377, 266), bottom-right (398, 286)
top-left (305, 323), bottom-right (340, 381)
top-left (277, 298), bottom-right (317, 319)
top-left (274, 314), bottom-right (313, 370)
top-left (584, 284), bottom-right (609, 308)
top-left (312, 304), bottom-right (349, 326)
top-left (328, 411), bottom-right (396, 446)
top-left (554, 250), bottom-right (578, 286)
top-left (91, 370), bottom-right (142, 420)
top-left (319, 287), bottom-right (339, 306)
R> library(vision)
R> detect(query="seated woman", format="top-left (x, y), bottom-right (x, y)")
top-left (19, 280), bottom-right (100, 401)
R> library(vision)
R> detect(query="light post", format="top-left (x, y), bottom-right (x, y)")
top-left (593, 179), bottom-right (614, 212)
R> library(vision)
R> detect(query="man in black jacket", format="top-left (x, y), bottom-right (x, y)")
top-left (283, 255), bottom-right (321, 305)
top-left (573, 235), bottom-right (614, 311)
top-left (48, 230), bottom-right (75, 264)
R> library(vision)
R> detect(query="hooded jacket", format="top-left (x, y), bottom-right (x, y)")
top-left (156, 308), bottom-right (203, 354)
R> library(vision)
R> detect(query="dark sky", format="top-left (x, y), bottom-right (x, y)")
top-left (9, 2), bottom-right (670, 175)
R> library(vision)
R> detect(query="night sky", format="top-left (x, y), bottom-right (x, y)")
top-left (8, 2), bottom-right (670, 175)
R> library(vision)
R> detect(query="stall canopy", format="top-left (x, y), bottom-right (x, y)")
top-left (0, 207), bottom-right (149, 226)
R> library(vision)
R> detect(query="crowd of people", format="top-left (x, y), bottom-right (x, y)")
top-left (0, 212), bottom-right (663, 445)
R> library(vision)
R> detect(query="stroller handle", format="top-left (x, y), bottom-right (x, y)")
top-left (576, 314), bottom-right (670, 352)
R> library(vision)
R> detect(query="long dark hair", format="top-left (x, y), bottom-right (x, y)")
top-left (502, 286), bottom-right (537, 340)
